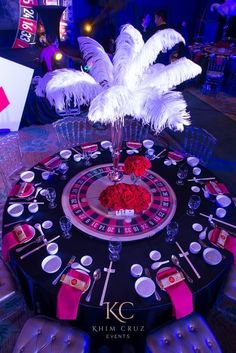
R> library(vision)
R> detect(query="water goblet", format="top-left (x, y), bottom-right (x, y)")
top-left (187, 194), bottom-right (201, 216)
top-left (165, 221), bottom-right (179, 244)
top-left (45, 187), bottom-right (57, 209)
top-left (58, 161), bottom-right (69, 180)
top-left (59, 216), bottom-right (72, 239)
top-left (108, 238), bottom-right (122, 262)
top-left (176, 165), bottom-right (188, 185)
top-left (83, 152), bottom-right (92, 167)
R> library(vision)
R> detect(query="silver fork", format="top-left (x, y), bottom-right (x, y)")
top-left (16, 236), bottom-right (44, 253)
top-left (52, 255), bottom-right (76, 286)
top-left (4, 215), bottom-right (34, 228)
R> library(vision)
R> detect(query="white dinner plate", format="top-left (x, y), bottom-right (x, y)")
top-left (42, 220), bottom-right (53, 229)
top-left (149, 250), bottom-right (161, 261)
top-left (135, 277), bottom-right (155, 298)
top-left (216, 195), bottom-right (232, 208)
top-left (203, 248), bottom-right (222, 266)
top-left (191, 186), bottom-right (201, 193)
top-left (7, 203), bottom-right (24, 217)
top-left (41, 255), bottom-right (62, 273)
top-left (80, 255), bottom-right (93, 266)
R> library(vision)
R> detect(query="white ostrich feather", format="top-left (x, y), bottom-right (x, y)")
top-left (35, 70), bottom-right (58, 97)
top-left (78, 36), bottom-right (113, 88)
top-left (88, 85), bottom-right (131, 124)
top-left (125, 28), bottom-right (185, 88)
top-left (44, 69), bottom-right (102, 110)
top-left (128, 88), bottom-right (190, 133)
top-left (140, 57), bottom-right (202, 92)
top-left (113, 24), bottom-right (144, 85)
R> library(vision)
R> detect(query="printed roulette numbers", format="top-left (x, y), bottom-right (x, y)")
top-left (62, 164), bottom-right (176, 241)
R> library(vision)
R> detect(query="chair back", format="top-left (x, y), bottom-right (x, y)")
top-left (0, 132), bottom-right (23, 187)
top-left (123, 118), bottom-right (149, 142)
top-left (53, 116), bottom-right (87, 149)
top-left (207, 54), bottom-right (227, 74)
top-left (184, 126), bottom-right (217, 165)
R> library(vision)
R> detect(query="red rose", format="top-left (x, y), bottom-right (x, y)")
top-left (124, 156), bottom-right (151, 177)
top-left (99, 183), bottom-right (151, 213)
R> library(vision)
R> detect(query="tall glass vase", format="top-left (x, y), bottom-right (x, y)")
top-left (108, 119), bottom-right (123, 182)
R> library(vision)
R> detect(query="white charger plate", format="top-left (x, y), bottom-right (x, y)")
top-left (135, 277), bottom-right (155, 298)
top-left (7, 203), bottom-right (24, 217)
top-left (203, 247), bottom-right (222, 265)
top-left (41, 255), bottom-right (62, 273)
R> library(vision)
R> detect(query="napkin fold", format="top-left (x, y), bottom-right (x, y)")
top-left (210, 228), bottom-right (236, 266)
top-left (57, 269), bottom-right (90, 320)
top-left (205, 181), bottom-right (229, 195)
top-left (156, 268), bottom-right (193, 319)
top-left (168, 151), bottom-right (184, 161)
top-left (9, 183), bottom-right (34, 197)
top-left (80, 143), bottom-right (98, 153)
top-left (40, 156), bottom-right (61, 170)
top-left (2, 224), bottom-right (33, 262)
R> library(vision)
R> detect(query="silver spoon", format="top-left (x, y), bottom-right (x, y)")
top-left (171, 255), bottom-right (193, 283)
top-left (34, 223), bottom-right (47, 242)
top-left (16, 236), bottom-right (44, 253)
top-left (85, 268), bottom-right (101, 302)
top-left (4, 215), bottom-right (34, 228)
top-left (199, 226), bottom-right (208, 240)
top-left (151, 260), bottom-right (170, 270)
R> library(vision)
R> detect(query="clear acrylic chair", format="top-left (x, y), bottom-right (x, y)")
top-left (183, 126), bottom-right (217, 165)
top-left (0, 132), bottom-right (24, 189)
top-left (123, 117), bottom-right (150, 142)
top-left (202, 54), bottom-right (228, 95)
top-left (53, 116), bottom-right (87, 150)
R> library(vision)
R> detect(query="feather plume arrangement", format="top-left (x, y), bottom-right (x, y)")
top-left (125, 28), bottom-right (185, 88)
top-left (45, 69), bottom-right (102, 111)
top-left (113, 24), bottom-right (144, 85)
top-left (140, 57), bottom-right (202, 92)
top-left (78, 36), bottom-right (113, 87)
top-left (35, 25), bottom-right (202, 134)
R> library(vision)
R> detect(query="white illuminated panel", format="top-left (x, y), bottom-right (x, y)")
top-left (0, 57), bottom-right (33, 131)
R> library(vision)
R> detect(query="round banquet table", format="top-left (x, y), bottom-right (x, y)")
top-left (2, 142), bottom-right (234, 348)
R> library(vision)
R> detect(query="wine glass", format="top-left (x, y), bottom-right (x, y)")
top-left (187, 195), bottom-right (201, 216)
top-left (108, 238), bottom-right (122, 262)
top-left (58, 161), bottom-right (69, 180)
top-left (59, 216), bottom-right (72, 239)
top-left (45, 187), bottom-right (57, 209)
top-left (176, 165), bottom-right (188, 185)
top-left (83, 152), bottom-right (92, 167)
top-left (165, 221), bottom-right (179, 244)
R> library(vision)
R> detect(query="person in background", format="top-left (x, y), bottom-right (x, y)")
top-left (40, 36), bottom-right (61, 72)
top-left (154, 9), bottom-right (168, 31)
top-left (141, 14), bottom-right (155, 42)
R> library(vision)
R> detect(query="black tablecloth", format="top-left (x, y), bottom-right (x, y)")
top-left (3, 144), bottom-right (234, 340)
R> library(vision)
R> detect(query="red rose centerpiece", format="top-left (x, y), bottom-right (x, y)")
top-left (99, 183), bottom-right (151, 214)
top-left (124, 155), bottom-right (151, 184)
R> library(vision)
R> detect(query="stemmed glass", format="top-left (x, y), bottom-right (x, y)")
top-left (176, 165), bottom-right (188, 185)
top-left (187, 195), bottom-right (201, 216)
top-left (59, 216), bottom-right (72, 239)
top-left (83, 152), bottom-right (92, 167)
top-left (165, 221), bottom-right (179, 244)
top-left (58, 161), bottom-right (69, 180)
top-left (45, 187), bottom-right (57, 209)
top-left (108, 238), bottom-right (122, 262)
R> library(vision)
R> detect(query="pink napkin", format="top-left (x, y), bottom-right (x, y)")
top-left (57, 269), bottom-right (90, 320)
top-left (2, 224), bottom-right (34, 262)
top-left (168, 151), bottom-right (184, 161)
top-left (40, 156), bottom-right (61, 170)
top-left (9, 183), bottom-right (34, 197)
top-left (126, 141), bottom-right (142, 149)
top-left (205, 181), bottom-right (229, 195)
top-left (210, 228), bottom-right (236, 266)
top-left (156, 268), bottom-right (193, 319)
top-left (80, 143), bottom-right (98, 153)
